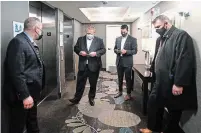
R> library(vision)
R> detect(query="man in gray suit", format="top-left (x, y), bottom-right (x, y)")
top-left (69, 25), bottom-right (106, 106)
top-left (114, 25), bottom-right (137, 100)
top-left (3, 17), bottom-right (45, 133)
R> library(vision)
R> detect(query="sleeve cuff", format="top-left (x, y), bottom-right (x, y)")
top-left (18, 92), bottom-right (30, 101)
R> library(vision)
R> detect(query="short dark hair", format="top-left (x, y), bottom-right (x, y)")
top-left (152, 15), bottom-right (171, 24)
top-left (121, 24), bottom-right (128, 31)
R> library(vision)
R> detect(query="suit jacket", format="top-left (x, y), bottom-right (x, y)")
top-left (74, 36), bottom-right (106, 72)
top-left (150, 36), bottom-right (162, 80)
top-left (114, 35), bottom-right (137, 67)
top-left (3, 32), bottom-right (45, 103)
top-left (154, 26), bottom-right (197, 110)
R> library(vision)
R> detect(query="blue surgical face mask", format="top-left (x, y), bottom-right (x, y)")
top-left (87, 34), bottom-right (94, 40)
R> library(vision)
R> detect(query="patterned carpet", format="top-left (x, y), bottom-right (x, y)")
top-left (36, 71), bottom-right (147, 133)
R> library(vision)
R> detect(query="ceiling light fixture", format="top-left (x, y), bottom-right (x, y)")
top-left (102, 1), bottom-right (108, 5)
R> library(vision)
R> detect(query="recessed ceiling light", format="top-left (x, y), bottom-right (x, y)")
top-left (102, 1), bottom-right (108, 5)
top-left (80, 7), bottom-right (128, 22)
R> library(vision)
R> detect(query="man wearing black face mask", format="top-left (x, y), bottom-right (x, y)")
top-left (114, 25), bottom-right (138, 101)
top-left (3, 17), bottom-right (45, 133)
top-left (140, 15), bottom-right (197, 133)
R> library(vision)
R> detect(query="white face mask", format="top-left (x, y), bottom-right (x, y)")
top-left (87, 34), bottom-right (94, 40)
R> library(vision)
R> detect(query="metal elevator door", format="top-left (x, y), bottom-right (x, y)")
top-left (63, 16), bottom-right (74, 80)
top-left (29, 1), bottom-right (57, 100)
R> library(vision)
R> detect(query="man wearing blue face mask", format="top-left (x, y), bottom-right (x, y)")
top-left (69, 25), bottom-right (106, 106)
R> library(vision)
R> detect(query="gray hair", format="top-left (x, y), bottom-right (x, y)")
top-left (152, 15), bottom-right (171, 24)
top-left (24, 17), bottom-right (41, 30)
top-left (85, 24), bottom-right (95, 31)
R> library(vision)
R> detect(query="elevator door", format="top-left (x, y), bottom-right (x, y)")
top-left (63, 16), bottom-right (74, 80)
top-left (29, 2), bottom-right (57, 100)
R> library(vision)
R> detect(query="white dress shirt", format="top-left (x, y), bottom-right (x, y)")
top-left (86, 38), bottom-right (93, 64)
top-left (120, 35), bottom-right (128, 56)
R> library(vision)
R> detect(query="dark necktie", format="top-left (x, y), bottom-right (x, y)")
top-left (32, 42), bottom-right (42, 63)
top-left (32, 42), bottom-right (44, 81)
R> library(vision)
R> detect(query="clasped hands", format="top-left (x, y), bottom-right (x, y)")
top-left (79, 51), bottom-right (96, 57)
top-left (114, 49), bottom-right (127, 54)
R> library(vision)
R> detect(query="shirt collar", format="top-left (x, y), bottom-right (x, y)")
top-left (163, 25), bottom-right (176, 38)
top-left (24, 32), bottom-right (38, 47)
top-left (24, 31), bottom-right (34, 43)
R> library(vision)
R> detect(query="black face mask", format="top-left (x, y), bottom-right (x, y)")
top-left (121, 32), bottom-right (127, 37)
top-left (36, 30), bottom-right (43, 40)
top-left (156, 27), bottom-right (166, 36)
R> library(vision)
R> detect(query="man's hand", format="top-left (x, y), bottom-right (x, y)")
top-left (79, 51), bottom-right (87, 56)
top-left (121, 49), bottom-right (127, 54)
top-left (89, 52), bottom-right (97, 57)
top-left (23, 96), bottom-right (34, 109)
top-left (172, 85), bottom-right (183, 96)
top-left (114, 49), bottom-right (121, 54)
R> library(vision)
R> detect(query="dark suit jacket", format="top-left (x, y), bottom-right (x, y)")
top-left (114, 35), bottom-right (137, 67)
top-left (150, 36), bottom-right (162, 80)
top-left (74, 36), bottom-right (106, 72)
top-left (3, 32), bottom-right (45, 103)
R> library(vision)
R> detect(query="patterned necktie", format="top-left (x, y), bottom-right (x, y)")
top-left (32, 42), bottom-right (42, 64)
top-left (32, 42), bottom-right (44, 81)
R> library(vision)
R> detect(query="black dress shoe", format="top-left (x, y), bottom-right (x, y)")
top-left (114, 92), bottom-right (122, 98)
top-left (69, 98), bottom-right (79, 104)
top-left (89, 99), bottom-right (95, 106)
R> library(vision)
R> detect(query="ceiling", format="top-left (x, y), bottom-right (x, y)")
top-left (46, 1), bottom-right (160, 23)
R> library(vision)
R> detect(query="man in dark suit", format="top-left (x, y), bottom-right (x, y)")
top-left (3, 17), bottom-right (45, 133)
top-left (114, 25), bottom-right (138, 100)
top-left (140, 15), bottom-right (197, 133)
top-left (150, 36), bottom-right (162, 81)
top-left (69, 25), bottom-right (106, 106)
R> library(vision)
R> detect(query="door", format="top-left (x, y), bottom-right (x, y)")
top-left (106, 25), bottom-right (130, 71)
top-left (63, 16), bottom-right (74, 80)
top-left (29, 2), bottom-right (57, 100)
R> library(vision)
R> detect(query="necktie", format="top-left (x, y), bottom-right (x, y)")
top-left (32, 42), bottom-right (44, 81)
top-left (32, 42), bottom-right (42, 63)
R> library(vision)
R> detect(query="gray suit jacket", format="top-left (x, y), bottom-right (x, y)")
top-left (74, 36), bottom-right (106, 72)
top-left (114, 35), bottom-right (137, 67)
top-left (3, 32), bottom-right (45, 103)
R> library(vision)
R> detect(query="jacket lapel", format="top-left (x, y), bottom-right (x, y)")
top-left (22, 33), bottom-right (42, 65)
top-left (89, 37), bottom-right (97, 52)
top-left (123, 35), bottom-right (130, 49)
top-left (83, 36), bottom-right (89, 52)
top-left (117, 37), bottom-right (122, 49)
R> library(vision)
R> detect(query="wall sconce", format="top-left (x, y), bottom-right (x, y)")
top-left (178, 1), bottom-right (191, 18)
top-left (138, 28), bottom-right (142, 30)
top-left (178, 11), bottom-right (190, 18)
